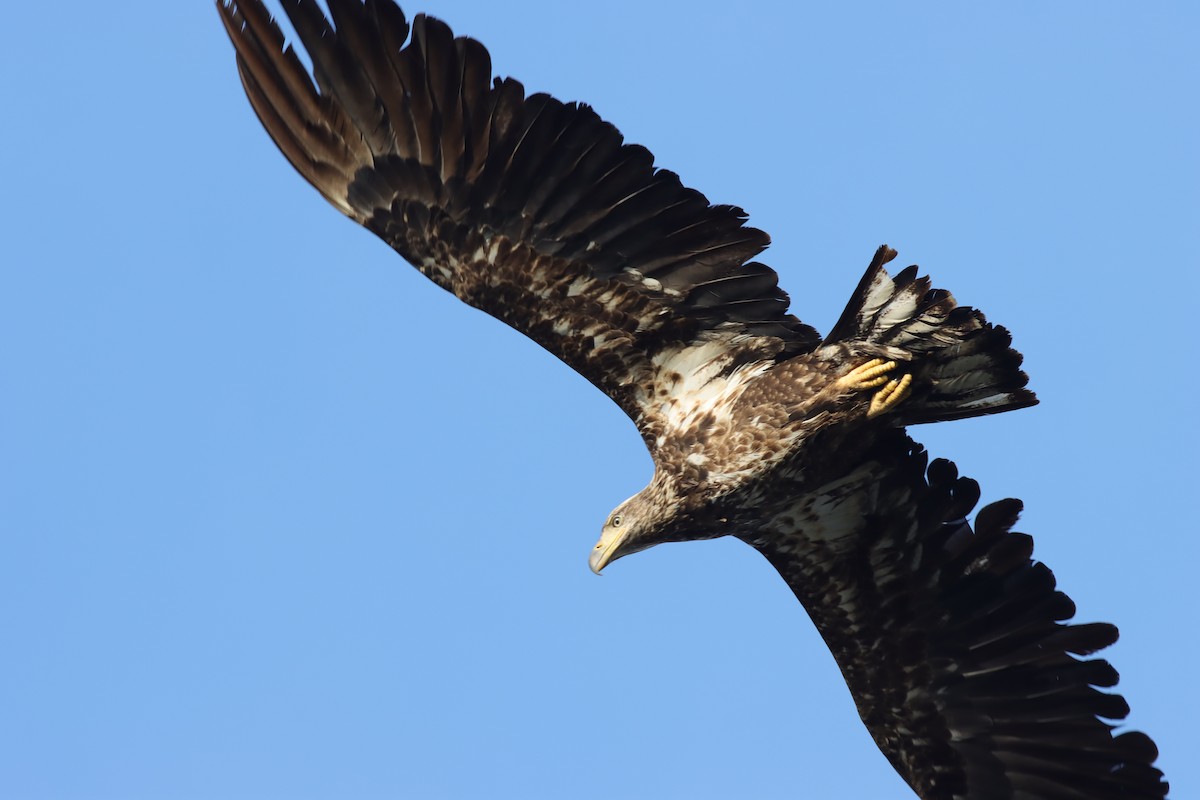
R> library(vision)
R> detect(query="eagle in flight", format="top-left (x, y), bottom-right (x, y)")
top-left (217, 2), bottom-right (1168, 797)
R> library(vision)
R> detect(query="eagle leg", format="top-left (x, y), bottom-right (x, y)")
top-left (838, 359), bottom-right (914, 418)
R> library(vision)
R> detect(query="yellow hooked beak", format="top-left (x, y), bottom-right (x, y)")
top-left (588, 527), bottom-right (629, 575)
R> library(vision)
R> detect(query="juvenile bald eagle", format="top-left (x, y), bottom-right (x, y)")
top-left (217, 2), bottom-right (1168, 797)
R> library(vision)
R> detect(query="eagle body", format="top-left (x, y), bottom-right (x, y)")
top-left (217, 2), bottom-right (1169, 797)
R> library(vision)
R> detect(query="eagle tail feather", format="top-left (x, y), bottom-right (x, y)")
top-left (825, 245), bottom-right (1037, 424)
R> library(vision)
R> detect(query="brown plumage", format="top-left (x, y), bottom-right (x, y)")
top-left (216, 2), bottom-right (1168, 797)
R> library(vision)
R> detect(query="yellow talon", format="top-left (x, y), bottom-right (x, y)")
top-left (839, 358), bottom-right (914, 418)
top-left (838, 358), bottom-right (896, 391)
top-left (867, 373), bottom-right (914, 418)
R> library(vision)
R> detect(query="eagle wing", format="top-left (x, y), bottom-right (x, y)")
top-left (217, 0), bottom-right (819, 447)
top-left (748, 435), bottom-right (1168, 799)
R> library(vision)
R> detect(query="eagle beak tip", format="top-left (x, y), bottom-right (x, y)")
top-left (589, 542), bottom-right (615, 575)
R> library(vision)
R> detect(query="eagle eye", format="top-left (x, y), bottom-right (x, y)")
top-left (611, 514), bottom-right (623, 528)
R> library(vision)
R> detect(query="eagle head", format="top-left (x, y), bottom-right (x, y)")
top-left (589, 478), bottom-right (687, 574)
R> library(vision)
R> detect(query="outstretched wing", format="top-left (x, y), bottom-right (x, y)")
top-left (748, 435), bottom-right (1168, 799)
top-left (216, 0), bottom-right (820, 446)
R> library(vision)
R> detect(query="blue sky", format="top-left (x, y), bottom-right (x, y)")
top-left (2, 2), bottom-right (1196, 798)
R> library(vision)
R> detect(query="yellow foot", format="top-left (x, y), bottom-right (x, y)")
top-left (838, 359), bottom-right (914, 418)
top-left (867, 373), bottom-right (913, 418)
top-left (837, 358), bottom-right (896, 391)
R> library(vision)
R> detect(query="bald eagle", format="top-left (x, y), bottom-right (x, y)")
top-left (217, 2), bottom-right (1168, 797)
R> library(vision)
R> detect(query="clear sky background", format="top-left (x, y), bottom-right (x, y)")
top-left (2, 2), bottom-right (1196, 798)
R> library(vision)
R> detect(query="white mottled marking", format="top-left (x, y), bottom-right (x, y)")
top-left (878, 288), bottom-right (920, 333)
top-left (858, 270), bottom-right (894, 327)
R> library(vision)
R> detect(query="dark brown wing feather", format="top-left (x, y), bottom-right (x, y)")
top-left (216, 0), bottom-right (819, 443)
top-left (750, 437), bottom-right (1168, 799)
